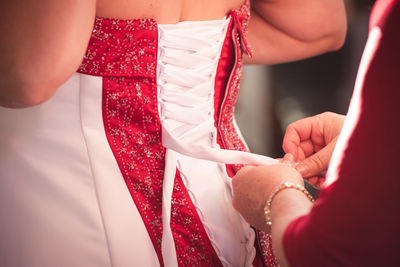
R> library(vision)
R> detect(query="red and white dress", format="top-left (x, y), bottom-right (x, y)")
top-left (0, 2), bottom-right (278, 266)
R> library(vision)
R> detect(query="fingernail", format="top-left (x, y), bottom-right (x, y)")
top-left (296, 164), bottom-right (308, 176)
top-left (284, 153), bottom-right (294, 161)
top-left (281, 160), bottom-right (292, 167)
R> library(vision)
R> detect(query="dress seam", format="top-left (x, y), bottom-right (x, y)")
top-left (78, 74), bottom-right (114, 267)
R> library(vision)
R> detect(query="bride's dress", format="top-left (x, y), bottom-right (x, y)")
top-left (0, 2), bottom-right (278, 266)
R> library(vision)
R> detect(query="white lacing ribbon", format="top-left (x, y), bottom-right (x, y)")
top-left (157, 18), bottom-right (278, 267)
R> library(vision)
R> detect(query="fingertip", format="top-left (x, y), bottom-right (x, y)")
top-left (295, 163), bottom-right (309, 177)
top-left (282, 153), bottom-right (294, 162)
top-left (282, 142), bottom-right (298, 159)
top-left (282, 128), bottom-right (300, 152)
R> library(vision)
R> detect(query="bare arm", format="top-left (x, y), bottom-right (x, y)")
top-left (246, 0), bottom-right (347, 64)
top-left (232, 158), bottom-right (313, 267)
top-left (270, 189), bottom-right (313, 267)
top-left (0, 0), bottom-right (96, 108)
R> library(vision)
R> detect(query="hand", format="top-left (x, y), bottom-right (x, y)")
top-left (282, 112), bottom-right (345, 187)
top-left (232, 155), bottom-right (303, 232)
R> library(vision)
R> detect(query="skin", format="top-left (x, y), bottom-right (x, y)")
top-left (0, 0), bottom-right (96, 108)
top-left (283, 112), bottom-right (345, 188)
top-left (232, 112), bottom-right (344, 266)
top-left (232, 153), bottom-right (304, 231)
top-left (0, 0), bottom-right (347, 108)
top-left (232, 154), bottom-right (313, 267)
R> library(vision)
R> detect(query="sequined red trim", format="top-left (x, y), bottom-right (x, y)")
top-left (102, 75), bottom-right (165, 264)
top-left (171, 172), bottom-right (223, 266)
top-left (214, 1), bottom-right (279, 266)
top-left (78, 17), bottom-right (158, 78)
top-left (258, 232), bottom-right (280, 267)
top-left (219, 1), bottom-right (252, 174)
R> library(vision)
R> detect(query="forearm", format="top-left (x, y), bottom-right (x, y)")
top-left (270, 189), bottom-right (313, 267)
top-left (246, 0), bottom-right (347, 64)
top-left (0, 0), bottom-right (96, 108)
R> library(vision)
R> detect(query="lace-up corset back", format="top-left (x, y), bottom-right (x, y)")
top-left (157, 19), bottom-right (229, 146)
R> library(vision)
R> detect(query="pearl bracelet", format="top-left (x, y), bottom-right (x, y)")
top-left (264, 182), bottom-right (315, 226)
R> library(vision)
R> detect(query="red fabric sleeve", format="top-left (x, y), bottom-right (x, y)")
top-left (283, 0), bottom-right (400, 266)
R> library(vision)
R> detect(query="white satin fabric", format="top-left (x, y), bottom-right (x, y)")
top-left (0, 73), bottom-right (159, 267)
top-left (0, 18), bottom-right (277, 267)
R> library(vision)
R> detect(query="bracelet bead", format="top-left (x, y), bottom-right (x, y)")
top-left (264, 182), bottom-right (315, 226)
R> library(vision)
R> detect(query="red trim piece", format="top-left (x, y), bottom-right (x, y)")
top-left (258, 232), bottom-right (280, 267)
top-left (171, 171), bottom-right (223, 266)
top-left (78, 17), bottom-right (158, 78)
top-left (214, 2), bottom-right (279, 266)
top-left (217, 5), bottom-right (251, 175)
top-left (213, 17), bottom-right (236, 178)
top-left (102, 75), bottom-right (166, 266)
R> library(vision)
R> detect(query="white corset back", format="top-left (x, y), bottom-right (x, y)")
top-left (158, 19), bottom-right (228, 148)
top-left (158, 18), bottom-right (277, 168)
top-left (157, 19), bottom-right (277, 267)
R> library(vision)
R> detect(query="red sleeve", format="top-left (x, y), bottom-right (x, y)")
top-left (283, 1), bottom-right (400, 266)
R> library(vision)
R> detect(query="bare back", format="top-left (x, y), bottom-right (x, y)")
top-left (96, 0), bottom-right (244, 23)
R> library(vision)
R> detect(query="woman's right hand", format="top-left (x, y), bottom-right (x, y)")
top-left (282, 112), bottom-right (345, 187)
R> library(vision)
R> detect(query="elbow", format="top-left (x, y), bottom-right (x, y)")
top-left (326, 28), bottom-right (347, 52)
top-left (302, 27), bottom-right (346, 57)
top-left (13, 91), bottom-right (53, 109)
top-left (320, 16), bottom-right (348, 53)
top-left (300, 18), bottom-right (347, 54)
top-left (0, 89), bottom-right (52, 109)
top-left (0, 75), bottom-right (57, 108)
top-left (317, 10), bottom-right (348, 53)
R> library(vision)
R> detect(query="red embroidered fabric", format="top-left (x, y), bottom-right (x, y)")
top-left (216, 1), bottom-right (252, 176)
top-left (78, 1), bottom-right (278, 266)
top-left (214, 2), bottom-right (278, 267)
top-left (78, 18), bottom-right (158, 78)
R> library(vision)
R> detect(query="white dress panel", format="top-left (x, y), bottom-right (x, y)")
top-left (0, 74), bottom-right (112, 267)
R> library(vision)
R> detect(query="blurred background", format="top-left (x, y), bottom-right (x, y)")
top-left (236, 0), bottom-right (375, 159)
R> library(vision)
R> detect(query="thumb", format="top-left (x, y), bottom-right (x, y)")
top-left (295, 141), bottom-right (336, 178)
